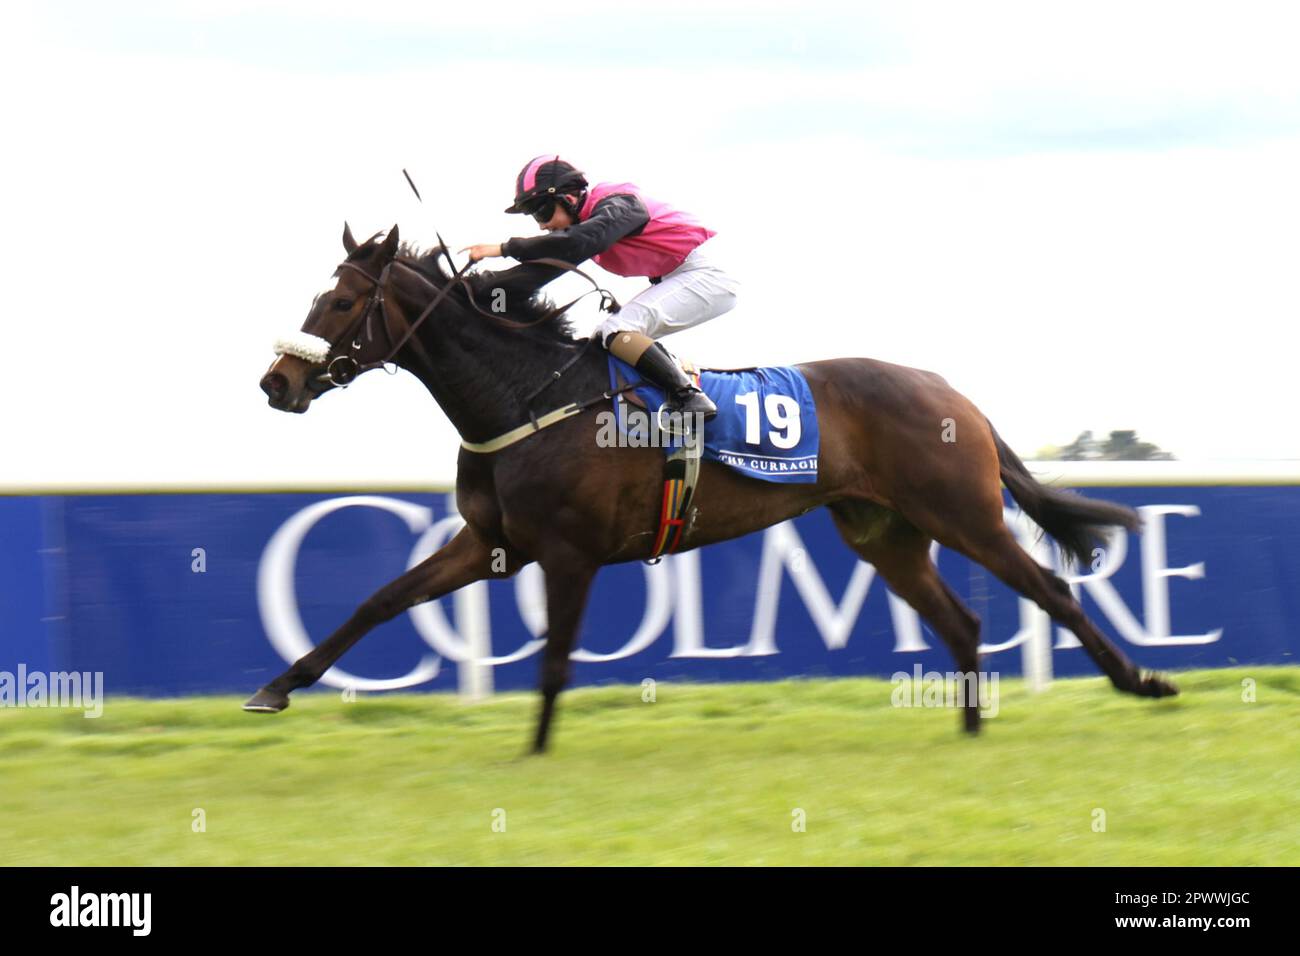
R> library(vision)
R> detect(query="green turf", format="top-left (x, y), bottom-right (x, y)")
top-left (2, 668), bottom-right (1297, 865)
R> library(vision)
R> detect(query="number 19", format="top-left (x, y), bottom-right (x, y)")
top-left (735, 392), bottom-right (801, 449)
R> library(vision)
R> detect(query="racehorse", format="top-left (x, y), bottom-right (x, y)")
top-left (250, 223), bottom-right (1178, 752)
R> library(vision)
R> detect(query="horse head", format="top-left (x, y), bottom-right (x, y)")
top-left (260, 222), bottom-right (402, 413)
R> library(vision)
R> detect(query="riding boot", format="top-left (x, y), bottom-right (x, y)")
top-left (634, 342), bottom-right (717, 422)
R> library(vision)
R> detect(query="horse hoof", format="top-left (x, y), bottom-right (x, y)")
top-left (1138, 673), bottom-right (1180, 698)
top-left (243, 688), bottom-right (290, 713)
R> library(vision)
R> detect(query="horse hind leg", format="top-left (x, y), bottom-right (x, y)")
top-left (969, 528), bottom-right (1178, 698)
top-left (830, 502), bottom-right (987, 734)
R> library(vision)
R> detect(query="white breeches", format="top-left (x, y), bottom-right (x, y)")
top-left (594, 242), bottom-right (739, 343)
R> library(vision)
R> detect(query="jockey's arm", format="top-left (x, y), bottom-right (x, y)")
top-left (503, 193), bottom-right (649, 265)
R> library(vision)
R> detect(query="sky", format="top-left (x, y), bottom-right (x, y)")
top-left (2, 0), bottom-right (1299, 487)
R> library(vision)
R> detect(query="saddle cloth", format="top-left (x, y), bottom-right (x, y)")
top-left (607, 355), bottom-right (821, 484)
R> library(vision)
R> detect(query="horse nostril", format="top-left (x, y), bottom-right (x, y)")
top-left (261, 373), bottom-right (287, 399)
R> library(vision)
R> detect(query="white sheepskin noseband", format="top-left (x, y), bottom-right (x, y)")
top-left (273, 332), bottom-right (332, 364)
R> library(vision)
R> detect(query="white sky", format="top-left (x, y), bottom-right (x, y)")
top-left (2, 0), bottom-right (1299, 486)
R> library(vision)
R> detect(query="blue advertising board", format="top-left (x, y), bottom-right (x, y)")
top-left (1, 484), bottom-right (1296, 696)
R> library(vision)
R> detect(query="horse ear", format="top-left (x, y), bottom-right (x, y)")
top-left (379, 224), bottom-right (400, 259)
top-left (342, 222), bottom-right (358, 255)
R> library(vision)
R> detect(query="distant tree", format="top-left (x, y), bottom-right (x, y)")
top-left (1032, 430), bottom-right (1175, 461)
top-left (1062, 429), bottom-right (1098, 460)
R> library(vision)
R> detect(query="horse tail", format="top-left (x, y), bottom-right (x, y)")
top-left (987, 421), bottom-right (1142, 566)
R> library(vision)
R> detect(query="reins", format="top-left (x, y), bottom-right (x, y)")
top-left (305, 241), bottom-right (635, 448)
top-left (315, 245), bottom-right (618, 390)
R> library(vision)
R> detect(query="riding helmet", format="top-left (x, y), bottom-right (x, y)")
top-left (504, 155), bottom-right (589, 214)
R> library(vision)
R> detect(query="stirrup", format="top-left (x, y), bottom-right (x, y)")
top-left (656, 395), bottom-right (712, 440)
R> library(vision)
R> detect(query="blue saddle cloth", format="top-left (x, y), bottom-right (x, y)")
top-left (607, 356), bottom-right (821, 484)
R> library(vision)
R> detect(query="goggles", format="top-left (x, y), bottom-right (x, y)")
top-left (527, 198), bottom-right (557, 224)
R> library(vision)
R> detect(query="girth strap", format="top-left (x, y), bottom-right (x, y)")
top-left (647, 442), bottom-right (702, 563)
top-left (645, 367), bottom-right (705, 562)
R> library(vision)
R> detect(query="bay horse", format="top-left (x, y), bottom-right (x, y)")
top-left (250, 223), bottom-right (1177, 752)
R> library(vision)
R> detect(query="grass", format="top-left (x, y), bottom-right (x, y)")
top-left (1, 667), bottom-right (1298, 865)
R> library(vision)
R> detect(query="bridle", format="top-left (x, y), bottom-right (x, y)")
top-left (302, 244), bottom-right (622, 393)
top-left (309, 258), bottom-right (432, 391)
top-left (276, 235), bottom-right (649, 455)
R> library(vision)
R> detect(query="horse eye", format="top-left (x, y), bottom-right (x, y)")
top-left (333, 298), bottom-right (354, 311)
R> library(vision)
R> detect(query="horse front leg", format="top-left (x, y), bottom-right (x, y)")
top-left (244, 525), bottom-right (518, 713)
top-left (530, 550), bottom-right (599, 754)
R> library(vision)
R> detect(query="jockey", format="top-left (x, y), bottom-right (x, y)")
top-left (462, 155), bottom-right (738, 420)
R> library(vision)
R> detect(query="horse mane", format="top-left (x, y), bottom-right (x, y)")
top-left (393, 241), bottom-right (580, 344)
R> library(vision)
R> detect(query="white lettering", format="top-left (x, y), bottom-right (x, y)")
top-left (50, 886), bottom-right (150, 936)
